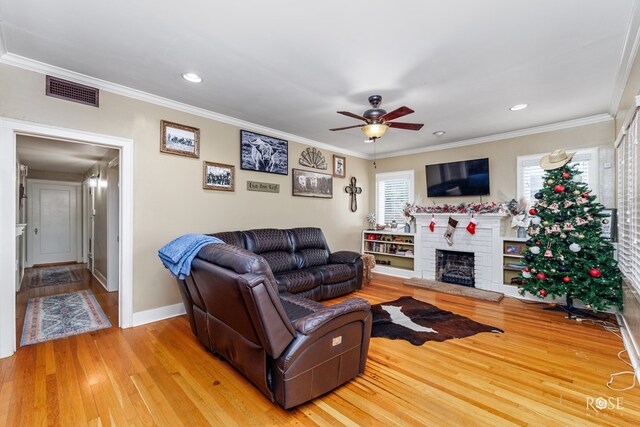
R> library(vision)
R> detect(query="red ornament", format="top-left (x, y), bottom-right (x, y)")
top-left (429, 220), bottom-right (435, 232)
top-left (582, 192), bottom-right (589, 198)
top-left (536, 273), bottom-right (547, 280)
top-left (589, 268), bottom-right (601, 278)
top-left (539, 289), bottom-right (548, 296)
top-left (554, 185), bottom-right (565, 193)
top-left (563, 276), bottom-right (571, 283)
top-left (529, 208), bottom-right (538, 215)
top-left (536, 241), bottom-right (541, 245)
top-left (523, 267), bottom-right (530, 272)
top-left (562, 172), bottom-right (570, 179)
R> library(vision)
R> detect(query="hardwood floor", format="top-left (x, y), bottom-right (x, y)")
top-left (1, 273), bottom-right (639, 426)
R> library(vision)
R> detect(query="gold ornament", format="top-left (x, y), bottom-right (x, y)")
top-left (543, 221), bottom-right (549, 226)
top-left (547, 179), bottom-right (554, 185)
top-left (573, 190), bottom-right (580, 195)
top-left (578, 234), bottom-right (585, 239)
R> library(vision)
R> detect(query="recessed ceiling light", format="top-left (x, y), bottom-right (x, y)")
top-left (433, 131), bottom-right (446, 137)
top-left (182, 73), bottom-right (203, 83)
top-left (509, 103), bottom-right (528, 111)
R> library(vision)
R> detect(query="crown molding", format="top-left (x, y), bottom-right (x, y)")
top-left (376, 114), bottom-right (614, 159)
top-left (0, 52), bottom-right (368, 159)
top-left (609, 0), bottom-right (640, 115)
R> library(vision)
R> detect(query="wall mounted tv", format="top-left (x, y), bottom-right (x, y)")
top-left (425, 158), bottom-right (490, 197)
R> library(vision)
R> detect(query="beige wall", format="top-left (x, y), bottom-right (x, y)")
top-left (0, 64), bottom-right (371, 312)
top-left (370, 120), bottom-right (615, 212)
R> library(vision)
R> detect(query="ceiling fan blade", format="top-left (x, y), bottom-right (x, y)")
top-left (329, 124), bottom-right (364, 131)
top-left (337, 111), bottom-right (367, 121)
top-left (387, 122), bottom-right (424, 130)
top-left (380, 106), bottom-right (414, 122)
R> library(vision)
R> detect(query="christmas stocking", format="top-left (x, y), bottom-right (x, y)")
top-left (429, 215), bottom-right (436, 232)
top-left (444, 217), bottom-right (458, 246)
top-left (466, 216), bottom-right (478, 235)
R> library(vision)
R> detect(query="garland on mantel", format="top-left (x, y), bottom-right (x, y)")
top-left (409, 201), bottom-right (516, 215)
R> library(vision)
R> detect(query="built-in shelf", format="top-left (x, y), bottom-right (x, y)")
top-left (502, 238), bottom-right (528, 286)
top-left (364, 250), bottom-right (414, 259)
top-left (362, 230), bottom-right (415, 275)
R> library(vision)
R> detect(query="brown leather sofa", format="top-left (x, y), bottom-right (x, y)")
top-left (175, 229), bottom-right (372, 409)
top-left (210, 227), bottom-right (364, 300)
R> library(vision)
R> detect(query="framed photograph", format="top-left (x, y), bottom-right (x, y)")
top-left (292, 168), bottom-right (333, 198)
top-left (203, 161), bottom-right (235, 191)
top-left (333, 155), bottom-right (346, 178)
top-left (600, 208), bottom-right (617, 241)
top-left (161, 120), bottom-right (200, 158)
top-left (504, 244), bottom-right (522, 255)
top-left (240, 130), bottom-right (288, 175)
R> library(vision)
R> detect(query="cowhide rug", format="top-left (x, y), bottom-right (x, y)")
top-left (371, 296), bottom-right (503, 346)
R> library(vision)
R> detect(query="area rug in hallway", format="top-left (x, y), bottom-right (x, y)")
top-left (21, 289), bottom-right (111, 346)
top-left (28, 265), bottom-right (86, 288)
top-left (371, 296), bottom-right (503, 346)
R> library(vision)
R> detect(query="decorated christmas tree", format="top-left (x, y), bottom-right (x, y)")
top-left (518, 150), bottom-right (623, 313)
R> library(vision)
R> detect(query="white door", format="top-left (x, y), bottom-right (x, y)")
top-left (27, 181), bottom-right (79, 265)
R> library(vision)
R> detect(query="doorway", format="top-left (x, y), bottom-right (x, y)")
top-left (0, 118), bottom-right (134, 358)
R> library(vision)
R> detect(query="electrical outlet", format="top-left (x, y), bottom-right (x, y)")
top-left (332, 336), bottom-right (342, 346)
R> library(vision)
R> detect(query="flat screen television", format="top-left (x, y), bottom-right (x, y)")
top-left (425, 158), bottom-right (490, 197)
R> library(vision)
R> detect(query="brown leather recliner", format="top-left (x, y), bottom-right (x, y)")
top-left (177, 243), bottom-right (372, 409)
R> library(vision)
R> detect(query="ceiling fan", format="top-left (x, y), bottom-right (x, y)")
top-left (330, 95), bottom-right (424, 141)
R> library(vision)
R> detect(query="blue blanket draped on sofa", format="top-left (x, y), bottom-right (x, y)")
top-left (158, 234), bottom-right (224, 279)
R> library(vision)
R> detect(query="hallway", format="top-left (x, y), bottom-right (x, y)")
top-left (16, 263), bottom-right (118, 348)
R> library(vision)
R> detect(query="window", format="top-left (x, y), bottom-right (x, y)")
top-left (375, 170), bottom-right (414, 225)
top-left (617, 113), bottom-right (640, 292)
top-left (517, 148), bottom-right (599, 208)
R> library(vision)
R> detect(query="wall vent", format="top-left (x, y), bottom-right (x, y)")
top-left (46, 76), bottom-right (99, 107)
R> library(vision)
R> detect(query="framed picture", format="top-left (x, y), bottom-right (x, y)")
top-left (292, 168), bottom-right (333, 198)
top-left (203, 161), bottom-right (235, 191)
top-left (160, 120), bottom-right (200, 158)
top-left (600, 208), bottom-right (617, 241)
top-left (240, 130), bottom-right (288, 175)
top-left (504, 244), bottom-right (522, 255)
top-left (333, 155), bottom-right (346, 178)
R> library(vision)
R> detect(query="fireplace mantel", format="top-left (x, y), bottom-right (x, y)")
top-left (413, 213), bottom-right (509, 293)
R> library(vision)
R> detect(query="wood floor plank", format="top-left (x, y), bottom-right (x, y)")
top-left (2, 269), bottom-right (639, 425)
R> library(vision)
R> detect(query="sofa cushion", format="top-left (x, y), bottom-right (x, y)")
top-left (274, 269), bottom-right (323, 294)
top-left (244, 229), bottom-right (297, 273)
top-left (209, 231), bottom-right (245, 248)
top-left (290, 228), bottom-right (330, 268)
top-left (312, 263), bottom-right (355, 285)
top-left (245, 229), bottom-right (293, 253)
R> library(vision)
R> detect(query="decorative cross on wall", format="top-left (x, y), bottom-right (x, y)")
top-left (345, 177), bottom-right (362, 212)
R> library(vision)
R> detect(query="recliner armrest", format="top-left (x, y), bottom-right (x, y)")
top-left (329, 250), bottom-right (361, 264)
top-left (292, 297), bottom-right (370, 335)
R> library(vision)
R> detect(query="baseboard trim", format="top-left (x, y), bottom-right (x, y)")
top-left (616, 312), bottom-right (640, 377)
top-left (93, 270), bottom-right (108, 290)
top-left (132, 302), bottom-right (186, 327)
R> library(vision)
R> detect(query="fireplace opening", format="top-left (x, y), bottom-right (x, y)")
top-left (436, 250), bottom-right (475, 287)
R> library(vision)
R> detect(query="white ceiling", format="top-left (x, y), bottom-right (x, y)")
top-left (1, 1), bottom-right (638, 157)
top-left (17, 135), bottom-right (114, 174)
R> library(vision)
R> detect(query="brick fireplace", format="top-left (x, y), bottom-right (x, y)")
top-left (413, 213), bottom-right (507, 292)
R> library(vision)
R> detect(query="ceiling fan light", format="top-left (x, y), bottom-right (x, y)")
top-left (361, 123), bottom-right (389, 139)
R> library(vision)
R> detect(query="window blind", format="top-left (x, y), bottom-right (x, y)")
top-left (617, 112), bottom-right (640, 292)
top-left (518, 149), bottom-right (597, 208)
top-left (376, 171), bottom-right (414, 225)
